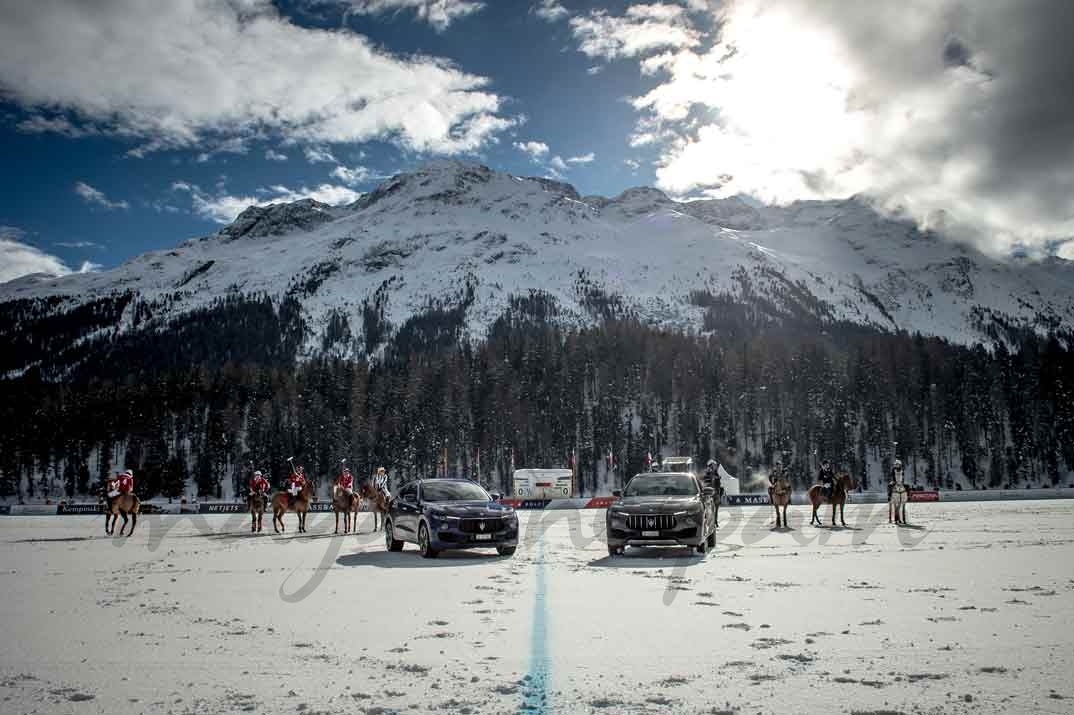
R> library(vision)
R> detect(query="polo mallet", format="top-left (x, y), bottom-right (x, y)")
top-left (287, 456), bottom-right (298, 476)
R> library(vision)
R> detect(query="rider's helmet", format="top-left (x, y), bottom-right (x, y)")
top-left (297, 465), bottom-right (305, 475)
top-left (707, 459), bottom-right (717, 469)
top-left (821, 459), bottom-right (830, 470)
top-left (253, 470), bottom-right (262, 477)
top-left (122, 469), bottom-right (134, 478)
top-left (893, 458), bottom-right (903, 469)
top-left (774, 459), bottom-right (782, 469)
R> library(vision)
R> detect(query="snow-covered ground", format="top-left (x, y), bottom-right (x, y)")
top-left (2, 501), bottom-right (1072, 714)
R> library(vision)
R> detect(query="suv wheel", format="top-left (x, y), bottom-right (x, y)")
top-left (496, 545), bottom-right (516, 557)
top-left (695, 537), bottom-right (707, 555)
top-left (607, 545), bottom-right (622, 557)
top-left (418, 522), bottom-right (439, 559)
top-left (707, 528), bottom-right (717, 548)
top-left (385, 519), bottom-right (404, 552)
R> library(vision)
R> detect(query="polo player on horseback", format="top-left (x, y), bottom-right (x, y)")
top-left (249, 470), bottom-right (270, 497)
top-left (817, 459), bottom-right (835, 499)
top-left (336, 466), bottom-right (354, 495)
top-left (108, 469), bottom-right (135, 498)
top-left (768, 460), bottom-right (785, 499)
top-left (373, 467), bottom-right (391, 500)
top-left (287, 465), bottom-right (307, 501)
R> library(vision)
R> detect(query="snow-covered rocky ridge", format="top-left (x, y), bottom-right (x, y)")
top-left (4, 159), bottom-right (1074, 370)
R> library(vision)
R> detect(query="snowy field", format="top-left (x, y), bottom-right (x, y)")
top-left (2, 501), bottom-right (1073, 715)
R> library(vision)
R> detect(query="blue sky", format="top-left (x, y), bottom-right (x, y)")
top-left (1, 1), bottom-right (1073, 282)
top-left (0, 1), bottom-right (683, 278)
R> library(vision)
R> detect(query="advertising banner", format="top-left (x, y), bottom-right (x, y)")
top-left (56, 503), bottom-right (103, 514)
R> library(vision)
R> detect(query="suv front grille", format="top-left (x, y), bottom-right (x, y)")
top-left (626, 514), bottom-right (676, 531)
top-left (459, 517), bottom-right (505, 533)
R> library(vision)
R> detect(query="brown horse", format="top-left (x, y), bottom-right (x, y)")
top-left (769, 478), bottom-right (792, 528)
top-left (807, 473), bottom-right (859, 527)
top-left (100, 480), bottom-right (140, 537)
top-left (332, 487), bottom-right (360, 534)
top-left (248, 492), bottom-right (267, 533)
top-left (272, 480), bottom-right (316, 534)
top-left (357, 480), bottom-right (390, 532)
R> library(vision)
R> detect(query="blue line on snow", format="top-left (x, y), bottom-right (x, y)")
top-left (521, 535), bottom-right (549, 713)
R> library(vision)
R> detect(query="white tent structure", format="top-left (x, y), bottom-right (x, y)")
top-left (718, 464), bottom-right (740, 495)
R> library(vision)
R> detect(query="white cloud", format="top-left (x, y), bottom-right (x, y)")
top-left (586, 65), bottom-right (604, 75)
top-left (264, 149), bottom-right (289, 161)
top-left (514, 140), bottom-right (550, 160)
top-left (516, 142), bottom-right (590, 174)
top-left (78, 260), bottom-right (103, 273)
top-left (54, 240), bottom-right (98, 248)
top-left (632, 0), bottom-right (1074, 254)
top-left (0, 226), bottom-right (27, 242)
top-left (15, 114), bottom-right (97, 137)
top-left (623, 158), bottom-right (641, 171)
top-left (533, 1), bottom-right (569, 22)
top-left (74, 182), bottom-right (129, 210)
top-left (178, 182), bottom-right (363, 224)
top-left (331, 0), bottom-right (485, 31)
top-left (0, 227), bottom-right (73, 284)
top-left (330, 164), bottom-right (378, 186)
top-left (0, 1), bottom-right (512, 157)
top-left (569, 3), bottom-right (700, 61)
top-left (304, 146), bottom-right (338, 164)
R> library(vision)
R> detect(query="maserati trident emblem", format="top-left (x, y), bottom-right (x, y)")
top-left (479, 521), bottom-right (485, 531)
top-left (647, 517), bottom-right (655, 528)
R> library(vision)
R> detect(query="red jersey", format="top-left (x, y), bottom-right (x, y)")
top-left (250, 476), bottom-right (270, 494)
top-left (288, 473), bottom-right (306, 489)
top-left (337, 472), bottom-right (353, 491)
top-left (116, 474), bottom-right (134, 494)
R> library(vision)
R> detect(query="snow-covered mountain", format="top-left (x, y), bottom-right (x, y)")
top-left (4, 159), bottom-right (1074, 374)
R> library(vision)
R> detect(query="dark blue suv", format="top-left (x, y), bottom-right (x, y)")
top-left (384, 479), bottom-right (519, 558)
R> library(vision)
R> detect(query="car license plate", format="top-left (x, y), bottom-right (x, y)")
top-left (642, 530), bottom-right (660, 537)
top-left (474, 534), bottom-right (492, 541)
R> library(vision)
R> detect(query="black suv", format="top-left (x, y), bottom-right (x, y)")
top-left (605, 472), bottom-right (717, 556)
top-left (384, 479), bottom-right (519, 558)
